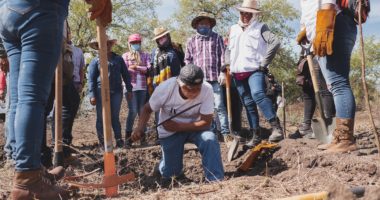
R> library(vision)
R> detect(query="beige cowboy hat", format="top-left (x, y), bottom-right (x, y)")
top-left (236, 0), bottom-right (262, 13)
top-left (88, 36), bottom-right (117, 50)
top-left (152, 27), bottom-right (171, 41)
top-left (191, 12), bottom-right (217, 29)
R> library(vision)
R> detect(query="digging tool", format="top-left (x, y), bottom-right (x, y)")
top-left (225, 67), bottom-right (239, 162)
top-left (53, 48), bottom-right (64, 167)
top-left (155, 103), bottom-right (202, 128)
top-left (301, 44), bottom-right (335, 144)
top-left (64, 19), bottom-right (135, 197)
top-left (282, 82), bottom-right (286, 138)
top-left (238, 141), bottom-right (278, 172)
top-left (276, 187), bottom-right (365, 200)
top-left (358, 1), bottom-right (380, 155)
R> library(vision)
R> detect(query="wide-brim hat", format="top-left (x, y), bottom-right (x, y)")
top-left (88, 37), bottom-right (117, 50)
top-left (191, 12), bottom-right (216, 29)
top-left (152, 27), bottom-right (171, 41)
top-left (236, 0), bottom-right (262, 13)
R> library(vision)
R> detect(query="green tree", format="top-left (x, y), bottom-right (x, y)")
top-left (349, 36), bottom-right (380, 107)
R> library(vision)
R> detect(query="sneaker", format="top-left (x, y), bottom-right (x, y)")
top-left (269, 118), bottom-right (284, 142)
top-left (298, 122), bottom-right (314, 138)
top-left (223, 134), bottom-right (234, 148)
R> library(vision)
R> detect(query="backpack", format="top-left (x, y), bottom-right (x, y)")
top-left (337, 0), bottom-right (370, 24)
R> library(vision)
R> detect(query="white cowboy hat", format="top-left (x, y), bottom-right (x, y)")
top-left (236, 0), bottom-right (262, 13)
top-left (152, 27), bottom-right (171, 41)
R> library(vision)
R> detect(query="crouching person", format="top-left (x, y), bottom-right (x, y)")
top-left (132, 64), bottom-right (224, 182)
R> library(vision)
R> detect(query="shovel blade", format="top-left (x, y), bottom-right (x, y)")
top-left (227, 137), bottom-right (239, 162)
top-left (311, 117), bottom-right (336, 144)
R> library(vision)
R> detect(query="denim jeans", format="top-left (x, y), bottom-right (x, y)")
top-left (221, 79), bottom-right (242, 132)
top-left (52, 82), bottom-right (81, 145)
top-left (234, 71), bottom-right (277, 129)
top-left (95, 88), bottom-right (123, 142)
top-left (318, 13), bottom-right (357, 119)
top-left (209, 81), bottom-right (229, 134)
top-left (126, 90), bottom-right (146, 133)
top-left (4, 73), bottom-right (15, 160)
top-left (159, 131), bottom-right (224, 181)
top-left (0, 0), bottom-right (68, 171)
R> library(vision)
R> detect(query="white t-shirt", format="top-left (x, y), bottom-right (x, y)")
top-left (300, 0), bottom-right (339, 42)
top-left (149, 77), bottom-right (214, 138)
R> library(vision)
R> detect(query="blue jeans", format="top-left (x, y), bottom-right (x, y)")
top-left (4, 74), bottom-right (15, 160)
top-left (0, 0), bottom-right (68, 171)
top-left (209, 81), bottom-right (229, 134)
top-left (126, 90), bottom-right (146, 133)
top-left (52, 82), bottom-right (81, 145)
top-left (159, 131), bottom-right (224, 181)
top-left (95, 88), bottom-right (123, 142)
top-left (318, 13), bottom-right (357, 119)
top-left (234, 71), bottom-right (277, 129)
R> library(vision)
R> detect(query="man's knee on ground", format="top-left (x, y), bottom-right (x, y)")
top-left (200, 131), bottom-right (218, 143)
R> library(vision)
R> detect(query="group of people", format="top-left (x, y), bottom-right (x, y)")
top-left (0, 0), bottom-right (359, 199)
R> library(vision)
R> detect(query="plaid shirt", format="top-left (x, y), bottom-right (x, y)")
top-left (122, 51), bottom-right (151, 91)
top-left (185, 31), bottom-right (225, 81)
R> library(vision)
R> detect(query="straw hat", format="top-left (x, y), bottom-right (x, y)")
top-left (88, 36), bottom-right (117, 50)
top-left (191, 12), bottom-right (216, 29)
top-left (152, 27), bottom-right (171, 41)
top-left (236, 0), bottom-right (262, 13)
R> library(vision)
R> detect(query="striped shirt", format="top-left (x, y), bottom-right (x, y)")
top-left (122, 51), bottom-right (151, 91)
top-left (185, 32), bottom-right (225, 81)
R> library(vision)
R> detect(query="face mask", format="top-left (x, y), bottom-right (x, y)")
top-left (197, 25), bottom-right (211, 36)
top-left (130, 44), bottom-right (141, 52)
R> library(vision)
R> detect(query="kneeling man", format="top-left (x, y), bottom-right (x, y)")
top-left (132, 64), bottom-right (224, 182)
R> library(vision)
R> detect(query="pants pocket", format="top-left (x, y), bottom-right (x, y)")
top-left (7, 0), bottom-right (40, 15)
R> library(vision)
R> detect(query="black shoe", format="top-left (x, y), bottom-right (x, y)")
top-left (116, 139), bottom-right (124, 148)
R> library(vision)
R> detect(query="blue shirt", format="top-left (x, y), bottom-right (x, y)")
top-left (88, 52), bottom-right (133, 98)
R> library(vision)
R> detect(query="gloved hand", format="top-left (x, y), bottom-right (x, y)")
top-left (313, 8), bottom-right (336, 57)
top-left (85, 0), bottom-right (112, 27)
top-left (296, 28), bottom-right (307, 45)
top-left (218, 72), bottom-right (226, 85)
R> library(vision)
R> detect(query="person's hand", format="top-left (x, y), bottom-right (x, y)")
top-left (314, 8), bottom-right (336, 56)
top-left (90, 97), bottom-right (96, 105)
top-left (126, 92), bottom-right (132, 101)
top-left (218, 72), bottom-right (226, 85)
top-left (129, 64), bottom-right (137, 70)
top-left (162, 120), bottom-right (180, 132)
top-left (131, 129), bottom-right (144, 142)
top-left (85, 0), bottom-right (112, 27)
top-left (296, 28), bottom-right (308, 45)
top-left (0, 57), bottom-right (9, 73)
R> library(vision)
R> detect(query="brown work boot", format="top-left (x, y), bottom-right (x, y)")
top-left (11, 169), bottom-right (69, 200)
top-left (318, 118), bottom-right (357, 153)
top-left (41, 166), bottom-right (65, 183)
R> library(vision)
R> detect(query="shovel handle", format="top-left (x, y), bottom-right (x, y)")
top-left (225, 67), bottom-right (233, 134)
top-left (54, 44), bottom-right (64, 167)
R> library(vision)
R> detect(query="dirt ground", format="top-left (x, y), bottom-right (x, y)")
top-left (1, 101), bottom-right (380, 200)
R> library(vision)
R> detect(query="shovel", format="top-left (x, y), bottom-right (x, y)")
top-left (225, 67), bottom-right (239, 162)
top-left (53, 47), bottom-right (64, 167)
top-left (302, 44), bottom-right (335, 144)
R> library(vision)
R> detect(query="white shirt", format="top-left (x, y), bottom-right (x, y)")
top-left (149, 77), bottom-right (214, 138)
top-left (300, 0), bottom-right (339, 42)
top-left (228, 21), bottom-right (267, 73)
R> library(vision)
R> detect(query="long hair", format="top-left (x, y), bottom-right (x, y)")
top-left (128, 43), bottom-right (142, 65)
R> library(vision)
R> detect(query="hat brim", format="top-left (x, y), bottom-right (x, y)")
top-left (236, 6), bottom-right (262, 13)
top-left (152, 30), bottom-right (171, 41)
top-left (191, 16), bottom-right (216, 29)
top-left (89, 39), bottom-right (117, 50)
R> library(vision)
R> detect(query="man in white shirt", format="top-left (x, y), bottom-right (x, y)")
top-left (297, 0), bottom-right (357, 153)
top-left (131, 64), bottom-right (224, 183)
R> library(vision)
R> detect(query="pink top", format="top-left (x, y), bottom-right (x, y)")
top-left (122, 51), bottom-right (151, 91)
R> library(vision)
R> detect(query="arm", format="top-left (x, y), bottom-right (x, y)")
top-left (217, 35), bottom-right (226, 69)
top-left (131, 103), bottom-right (153, 141)
top-left (87, 59), bottom-right (99, 99)
top-left (162, 114), bottom-right (213, 132)
top-left (260, 24), bottom-right (281, 68)
top-left (120, 57), bottom-right (133, 92)
top-left (184, 39), bottom-right (192, 65)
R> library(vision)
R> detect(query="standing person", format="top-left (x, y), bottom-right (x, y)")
top-left (228, 0), bottom-right (283, 148)
top-left (297, 0), bottom-right (357, 152)
top-left (88, 37), bottom-right (133, 149)
top-left (0, 0), bottom-right (111, 198)
top-left (122, 33), bottom-right (151, 147)
top-left (131, 64), bottom-right (224, 183)
top-left (185, 12), bottom-right (230, 142)
top-left (51, 25), bottom-right (85, 159)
